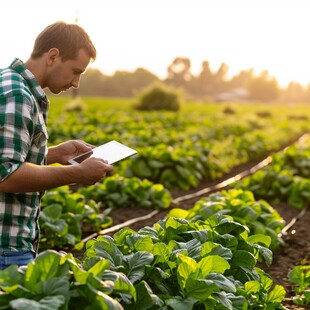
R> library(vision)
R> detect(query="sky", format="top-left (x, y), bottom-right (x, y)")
top-left (1, 0), bottom-right (310, 87)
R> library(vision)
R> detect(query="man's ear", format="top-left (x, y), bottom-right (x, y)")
top-left (47, 48), bottom-right (60, 65)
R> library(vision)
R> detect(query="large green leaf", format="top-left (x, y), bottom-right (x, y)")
top-left (35, 278), bottom-right (69, 298)
top-left (231, 250), bottom-right (256, 269)
top-left (132, 280), bottom-right (164, 310)
top-left (42, 219), bottom-right (67, 236)
top-left (247, 234), bottom-right (271, 248)
top-left (166, 296), bottom-right (197, 310)
top-left (122, 252), bottom-right (154, 283)
top-left (215, 221), bottom-right (248, 236)
top-left (9, 295), bottom-right (65, 310)
top-left (92, 237), bottom-right (124, 269)
top-left (267, 285), bottom-right (286, 305)
top-left (198, 255), bottom-right (230, 276)
top-left (125, 235), bottom-right (154, 253)
top-left (172, 239), bottom-right (202, 259)
top-left (0, 265), bottom-right (21, 287)
top-left (40, 204), bottom-right (62, 220)
top-left (206, 273), bottom-right (236, 293)
top-left (177, 255), bottom-right (197, 289)
top-left (184, 278), bottom-right (218, 300)
top-left (102, 270), bottom-right (136, 300)
top-left (74, 283), bottom-right (123, 309)
top-left (24, 251), bottom-right (64, 291)
top-left (201, 242), bottom-right (232, 260)
top-left (152, 242), bottom-right (170, 264)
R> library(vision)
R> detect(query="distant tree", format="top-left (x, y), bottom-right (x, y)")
top-left (280, 82), bottom-right (304, 103)
top-left (102, 68), bottom-right (159, 97)
top-left (188, 61), bottom-right (230, 98)
top-left (130, 68), bottom-right (160, 93)
top-left (212, 62), bottom-right (229, 94)
top-left (248, 70), bottom-right (279, 101)
top-left (195, 61), bottom-right (214, 96)
top-left (79, 68), bottom-right (159, 97)
top-left (166, 57), bottom-right (192, 88)
top-left (302, 83), bottom-right (310, 103)
top-left (228, 68), bottom-right (255, 89)
top-left (74, 59), bottom-right (289, 102)
top-left (79, 68), bottom-right (107, 96)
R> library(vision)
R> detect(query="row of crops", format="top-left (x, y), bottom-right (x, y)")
top-left (48, 98), bottom-right (309, 190)
top-left (1, 98), bottom-right (310, 309)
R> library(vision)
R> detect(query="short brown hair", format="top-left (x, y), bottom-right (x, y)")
top-left (31, 21), bottom-right (97, 61)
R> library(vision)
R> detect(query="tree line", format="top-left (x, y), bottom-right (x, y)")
top-left (75, 57), bottom-right (310, 102)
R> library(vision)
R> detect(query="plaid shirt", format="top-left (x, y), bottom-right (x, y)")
top-left (0, 58), bottom-right (49, 252)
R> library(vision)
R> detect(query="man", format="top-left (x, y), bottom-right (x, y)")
top-left (0, 21), bottom-right (113, 269)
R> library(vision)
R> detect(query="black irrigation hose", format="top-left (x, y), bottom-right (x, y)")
top-left (82, 210), bottom-right (159, 243)
top-left (81, 155), bottom-right (273, 243)
top-left (82, 133), bottom-right (309, 243)
top-left (173, 157), bottom-right (272, 204)
top-left (279, 207), bottom-right (308, 238)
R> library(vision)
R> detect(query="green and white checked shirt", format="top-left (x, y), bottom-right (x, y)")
top-left (0, 58), bottom-right (49, 252)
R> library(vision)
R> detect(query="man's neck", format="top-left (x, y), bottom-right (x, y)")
top-left (24, 58), bottom-right (46, 88)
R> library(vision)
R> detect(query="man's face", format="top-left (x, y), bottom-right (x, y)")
top-left (47, 48), bottom-right (91, 94)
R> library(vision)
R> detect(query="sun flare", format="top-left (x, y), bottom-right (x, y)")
top-left (1, 0), bottom-right (310, 88)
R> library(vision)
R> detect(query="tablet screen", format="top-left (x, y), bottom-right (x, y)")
top-left (68, 140), bottom-right (137, 165)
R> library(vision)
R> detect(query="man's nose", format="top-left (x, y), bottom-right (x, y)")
top-left (71, 76), bottom-right (81, 88)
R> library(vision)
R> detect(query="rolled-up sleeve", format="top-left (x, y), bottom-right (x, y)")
top-left (0, 94), bottom-right (33, 181)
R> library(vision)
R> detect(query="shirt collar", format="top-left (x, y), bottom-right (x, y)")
top-left (10, 58), bottom-right (50, 111)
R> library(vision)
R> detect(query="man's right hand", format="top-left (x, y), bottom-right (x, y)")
top-left (76, 157), bottom-right (114, 185)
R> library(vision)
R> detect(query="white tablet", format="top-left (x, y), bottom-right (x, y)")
top-left (68, 140), bottom-right (137, 165)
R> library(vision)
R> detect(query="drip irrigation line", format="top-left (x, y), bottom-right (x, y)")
top-left (81, 132), bottom-right (309, 243)
top-left (82, 210), bottom-right (159, 243)
top-left (172, 133), bottom-right (309, 204)
top-left (82, 156), bottom-right (273, 243)
top-left (279, 206), bottom-right (308, 238)
top-left (173, 156), bottom-right (272, 204)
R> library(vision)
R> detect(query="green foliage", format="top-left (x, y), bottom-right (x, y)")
top-left (0, 250), bottom-right (131, 309)
top-left (40, 175), bottom-right (172, 250)
top-left (40, 186), bottom-right (112, 250)
top-left (125, 143), bottom-right (216, 190)
top-left (0, 205), bottom-right (288, 308)
top-left (134, 83), bottom-right (181, 111)
top-left (47, 97), bottom-right (310, 191)
top-left (169, 189), bottom-right (285, 252)
top-left (288, 264), bottom-right (310, 305)
top-left (83, 215), bottom-right (283, 309)
top-left (77, 174), bottom-right (172, 210)
top-left (236, 141), bottom-right (310, 209)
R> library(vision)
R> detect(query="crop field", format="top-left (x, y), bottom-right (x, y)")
top-left (1, 97), bottom-right (310, 309)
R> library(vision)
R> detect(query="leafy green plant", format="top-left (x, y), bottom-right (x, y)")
top-left (40, 175), bottom-right (172, 250)
top-left (124, 143), bottom-right (223, 190)
top-left (83, 215), bottom-right (285, 309)
top-left (170, 189), bottom-right (285, 252)
top-left (77, 174), bottom-right (172, 209)
top-left (0, 213), bottom-right (288, 309)
top-left (288, 264), bottom-right (310, 305)
top-left (40, 186), bottom-right (112, 250)
top-left (0, 250), bottom-right (133, 309)
top-left (236, 141), bottom-right (310, 209)
top-left (47, 97), bottom-right (310, 192)
top-left (242, 268), bottom-right (286, 309)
